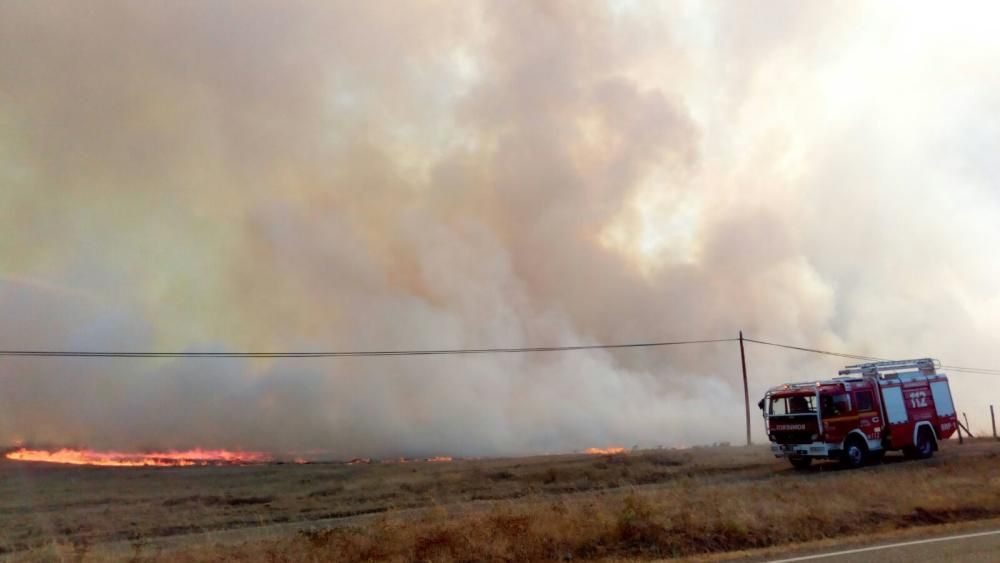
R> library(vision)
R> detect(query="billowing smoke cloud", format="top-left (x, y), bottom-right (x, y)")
top-left (2, 1), bottom-right (1000, 457)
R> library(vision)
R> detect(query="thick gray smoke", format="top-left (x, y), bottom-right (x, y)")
top-left (2, 1), bottom-right (1000, 457)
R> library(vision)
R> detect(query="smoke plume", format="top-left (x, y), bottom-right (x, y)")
top-left (2, 1), bottom-right (1000, 457)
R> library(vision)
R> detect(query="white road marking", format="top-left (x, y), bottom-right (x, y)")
top-left (767, 529), bottom-right (1000, 562)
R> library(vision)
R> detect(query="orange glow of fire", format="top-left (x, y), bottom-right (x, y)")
top-left (4, 448), bottom-right (271, 467)
top-left (426, 456), bottom-right (453, 462)
top-left (582, 447), bottom-right (626, 455)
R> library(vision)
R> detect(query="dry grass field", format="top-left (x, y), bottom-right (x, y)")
top-left (4, 439), bottom-right (1000, 562)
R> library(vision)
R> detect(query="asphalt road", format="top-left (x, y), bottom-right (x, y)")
top-left (766, 529), bottom-right (1000, 562)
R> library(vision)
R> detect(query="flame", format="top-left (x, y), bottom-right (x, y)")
top-left (4, 447), bottom-right (271, 467)
top-left (582, 447), bottom-right (626, 455)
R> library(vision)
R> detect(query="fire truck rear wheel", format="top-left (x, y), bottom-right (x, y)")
top-left (789, 456), bottom-right (812, 470)
top-left (915, 428), bottom-right (936, 459)
top-left (840, 437), bottom-right (867, 469)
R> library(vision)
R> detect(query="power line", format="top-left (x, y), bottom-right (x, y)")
top-left (744, 338), bottom-right (1000, 376)
top-left (941, 366), bottom-right (1000, 376)
top-left (742, 338), bottom-right (883, 362)
top-left (0, 338), bottom-right (738, 359)
top-left (3, 335), bottom-right (1000, 375)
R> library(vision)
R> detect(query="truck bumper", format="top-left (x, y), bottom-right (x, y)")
top-left (771, 442), bottom-right (834, 458)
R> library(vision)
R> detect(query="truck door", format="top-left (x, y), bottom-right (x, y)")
top-left (929, 379), bottom-right (958, 439)
top-left (881, 384), bottom-right (912, 448)
top-left (854, 389), bottom-right (881, 447)
top-left (903, 383), bottom-right (936, 423)
top-left (819, 393), bottom-right (854, 444)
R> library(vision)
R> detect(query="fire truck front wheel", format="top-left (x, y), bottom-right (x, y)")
top-left (840, 437), bottom-right (868, 469)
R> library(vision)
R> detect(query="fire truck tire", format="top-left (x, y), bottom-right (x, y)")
top-left (840, 437), bottom-right (867, 469)
top-left (789, 456), bottom-right (812, 470)
top-left (915, 428), bottom-right (936, 459)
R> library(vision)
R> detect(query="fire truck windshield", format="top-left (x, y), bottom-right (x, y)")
top-left (769, 395), bottom-right (815, 415)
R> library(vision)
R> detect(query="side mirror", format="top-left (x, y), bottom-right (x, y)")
top-left (757, 398), bottom-right (765, 411)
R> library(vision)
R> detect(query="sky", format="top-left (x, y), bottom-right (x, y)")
top-left (2, 1), bottom-right (1000, 458)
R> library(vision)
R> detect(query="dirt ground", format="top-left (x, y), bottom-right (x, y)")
top-left (4, 439), bottom-right (1000, 561)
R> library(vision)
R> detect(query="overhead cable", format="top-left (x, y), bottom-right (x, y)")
top-left (0, 338), bottom-right (738, 358)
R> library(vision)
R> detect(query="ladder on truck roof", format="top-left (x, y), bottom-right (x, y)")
top-left (838, 358), bottom-right (940, 377)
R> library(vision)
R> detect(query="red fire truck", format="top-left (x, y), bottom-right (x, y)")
top-left (760, 358), bottom-right (958, 469)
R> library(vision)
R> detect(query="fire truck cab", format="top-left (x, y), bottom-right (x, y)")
top-left (761, 358), bottom-right (958, 469)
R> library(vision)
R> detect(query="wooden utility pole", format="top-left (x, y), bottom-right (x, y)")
top-left (991, 405), bottom-right (997, 441)
top-left (740, 331), bottom-right (751, 446)
top-left (958, 418), bottom-right (975, 438)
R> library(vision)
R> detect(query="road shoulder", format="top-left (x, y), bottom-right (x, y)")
top-left (675, 517), bottom-right (1000, 562)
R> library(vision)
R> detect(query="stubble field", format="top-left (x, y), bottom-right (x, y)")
top-left (4, 439), bottom-right (1000, 562)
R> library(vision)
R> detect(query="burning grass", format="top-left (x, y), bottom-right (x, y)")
top-left (582, 447), bottom-right (627, 455)
top-left (5, 440), bottom-right (1000, 561)
top-left (4, 447), bottom-right (271, 467)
